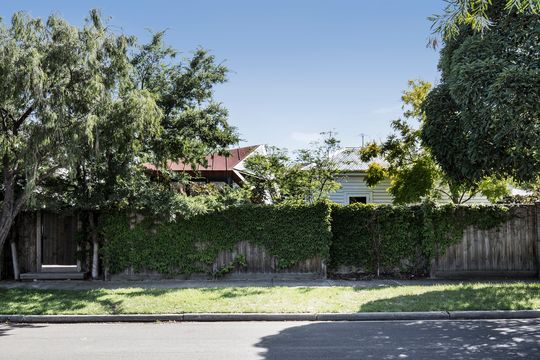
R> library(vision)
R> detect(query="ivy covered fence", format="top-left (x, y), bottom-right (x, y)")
top-left (97, 202), bottom-right (529, 279)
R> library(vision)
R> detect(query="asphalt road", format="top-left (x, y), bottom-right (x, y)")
top-left (1, 319), bottom-right (539, 359)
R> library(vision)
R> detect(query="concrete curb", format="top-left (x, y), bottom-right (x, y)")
top-left (1, 310), bottom-right (539, 323)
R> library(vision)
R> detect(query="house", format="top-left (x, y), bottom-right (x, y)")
top-left (144, 145), bottom-right (266, 187)
top-left (328, 147), bottom-right (394, 205)
top-left (327, 147), bottom-right (491, 205)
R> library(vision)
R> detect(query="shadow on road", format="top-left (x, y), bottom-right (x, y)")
top-left (255, 319), bottom-right (540, 359)
top-left (0, 323), bottom-right (46, 338)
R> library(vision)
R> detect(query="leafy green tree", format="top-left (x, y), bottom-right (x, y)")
top-left (0, 12), bottom-right (241, 277)
top-left (431, 0), bottom-right (540, 40)
top-left (361, 80), bottom-right (509, 204)
top-left (132, 32), bottom-right (239, 168)
top-left (423, 3), bottom-right (540, 185)
top-left (244, 133), bottom-right (341, 204)
top-left (0, 11), bottom-right (137, 261)
top-left (296, 132), bottom-right (342, 203)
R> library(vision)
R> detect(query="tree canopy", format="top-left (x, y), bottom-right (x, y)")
top-left (422, 3), bottom-right (540, 185)
top-left (361, 80), bottom-right (509, 204)
top-left (0, 11), bottom-right (239, 263)
top-left (431, 0), bottom-right (540, 40)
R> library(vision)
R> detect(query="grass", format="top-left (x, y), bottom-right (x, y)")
top-left (0, 282), bottom-right (539, 315)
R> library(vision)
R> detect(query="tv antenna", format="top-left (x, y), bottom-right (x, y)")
top-left (359, 133), bottom-right (367, 147)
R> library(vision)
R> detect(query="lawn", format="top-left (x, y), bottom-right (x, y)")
top-left (0, 282), bottom-right (539, 315)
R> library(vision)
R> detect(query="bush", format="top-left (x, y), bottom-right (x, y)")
top-left (102, 203), bottom-right (332, 275)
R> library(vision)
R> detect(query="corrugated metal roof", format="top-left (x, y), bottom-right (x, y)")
top-left (144, 145), bottom-right (261, 172)
top-left (330, 147), bottom-right (387, 172)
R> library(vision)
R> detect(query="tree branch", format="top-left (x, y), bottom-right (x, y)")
top-left (13, 106), bottom-right (34, 134)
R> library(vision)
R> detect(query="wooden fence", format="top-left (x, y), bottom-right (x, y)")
top-left (2, 205), bottom-right (540, 280)
top-left (112, 241), bottom-right (326, 280)
top-left (431, 205), bottom-right (539, 278)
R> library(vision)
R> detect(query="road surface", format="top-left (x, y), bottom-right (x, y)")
top-left (1, 319), bottom-right (539, 359)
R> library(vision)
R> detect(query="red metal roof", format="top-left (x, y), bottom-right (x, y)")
top-left (144, 145), bottom-right (260, 172)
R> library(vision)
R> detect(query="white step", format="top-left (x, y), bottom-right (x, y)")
top-left (20, 272), bottom-right (85, 280)
top-left (40, 265), bottom-right (79, 273)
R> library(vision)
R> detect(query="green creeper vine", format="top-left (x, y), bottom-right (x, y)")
top-left (101, 203), bottom-right (332, 275)
top-left (329, 202), bottom-right (510, 276)
top-left (212, 255), bottom-right (248, 279)
top-left (101, 201), bottom-right (510, 277)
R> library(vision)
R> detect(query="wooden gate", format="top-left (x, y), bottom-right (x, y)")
top-left (41, 213), bottom-right (78, 265)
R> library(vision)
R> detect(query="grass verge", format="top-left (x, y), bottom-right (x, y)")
top-left (0, 282), bottom-right (538, 315)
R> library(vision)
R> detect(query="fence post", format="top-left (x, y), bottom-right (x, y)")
top-left (536, 203), bottom-right (540, 278)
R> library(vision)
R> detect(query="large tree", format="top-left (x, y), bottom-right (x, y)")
top-left (131, 32), bottom-right (238, 170)
top-left (68, 32), bottom-right (239, 278)
top-left (423, 2), bottom-right (540, 185)
top-left (0, 11), bottom-right (138, 261)
top-left (0, 11), bottom-right (240, 276)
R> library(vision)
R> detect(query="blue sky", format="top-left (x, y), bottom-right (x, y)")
top-left (0, 0), bottom-right (444, 151)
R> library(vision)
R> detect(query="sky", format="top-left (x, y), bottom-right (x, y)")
top-left (0, 0), bottom-right (444, 151)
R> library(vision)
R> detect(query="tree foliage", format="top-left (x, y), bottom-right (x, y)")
top-left (132, 32), bottom-right (238, 168)
top-left (0, 11), bottom-right (240, 261)
top-left (0, 10), bottom-right (138, 251)
top-left (431, 0), bottom-right (540, 40)
top-left (244, 133), bottom-right (341, 204)
top-left (423, 3), bottom-right (540, 185)
top-left (361, 80), bottom-right (509, 204)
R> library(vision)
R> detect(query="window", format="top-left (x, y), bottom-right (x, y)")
top-left (349, 196), bottom-right (367, 204)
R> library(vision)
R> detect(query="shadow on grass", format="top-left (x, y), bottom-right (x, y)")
top-left (115, 287), bottom-right (271, 299)
top-left (356, 284), bottom-right (540, 312)
top-left (254, 319), bottom-right (540, 359)
top-left (0, 289), bottom-right (123, 315)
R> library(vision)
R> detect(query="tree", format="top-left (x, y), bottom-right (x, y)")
top-left (295, 132), bottom-right (342, 203)
top-left (244, 133), bottom-right (341, 204)
top-left (132, 32), bottom-right (238, 169)
top-left (0, 12), bottom-right (241, 277)
top-left (0, 11), bottom-right (137, 265)
top-left (361, 80), bottom-right (509, 204)
top-left (423, 3), bottom-right (540, 185)
top-left (431, 0), bottom-right (540, 40)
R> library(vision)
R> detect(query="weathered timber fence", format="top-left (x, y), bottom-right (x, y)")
top-left (2, 204), bottom-right (540, 280)
top-left (113, 241), bottom-right (325, 281)
top-left (431, 205), bottom-right (539, 278)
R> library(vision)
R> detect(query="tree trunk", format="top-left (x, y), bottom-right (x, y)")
top-left (10, 240), bottom-right (20, 280)
top-left (0, 156), bottom-right (18, 259)
top-left (89, 212), bottom-right (99, 279)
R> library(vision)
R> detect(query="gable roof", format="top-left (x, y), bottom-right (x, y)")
top-left (331, 147), bottom-right (387, 172)
top-left (144, 145), bottom-right (261, 172)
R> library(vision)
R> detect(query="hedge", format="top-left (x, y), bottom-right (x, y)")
top-left (101, 202), bottom-right (509, 277)
top-left (102, 203), bottom-right (332, 275)
top-left (329, 203), bottom-right (509, 276)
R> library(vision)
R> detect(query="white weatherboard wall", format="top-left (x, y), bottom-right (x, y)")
top-left (329, 173), bottom-right (492, 205)
top-left (329, 174), bottom-right (393, 205)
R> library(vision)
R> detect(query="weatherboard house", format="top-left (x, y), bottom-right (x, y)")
top-left (327, 147), bottom-right (491, 205)
top-left (327, 147), bottom-right (394, 205)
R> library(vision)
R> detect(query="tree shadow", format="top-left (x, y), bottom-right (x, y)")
top-left (115, 287), bottom-right (270, 299)
top-left (356, 284), bottom-right (539, 312)
top-left (0, 323), bottom-right (46, 338)
top-left (254, 319), bottom-right (540, 359)
top-left (0, 289), bottom-right (123, 315)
